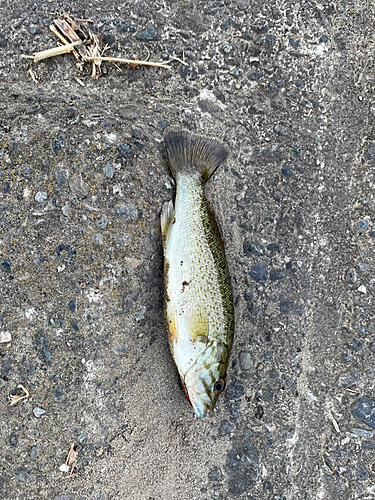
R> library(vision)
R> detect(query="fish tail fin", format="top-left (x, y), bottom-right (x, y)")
top-left (163, 127), bottom-right (229, 182)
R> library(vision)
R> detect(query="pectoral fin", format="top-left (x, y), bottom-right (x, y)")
top-left (190, 306), bottom-right (209, 344)
top-left (161, 200), bottom-right (175, 247)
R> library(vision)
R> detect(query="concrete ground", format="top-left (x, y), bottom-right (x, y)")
top-left (0, 0), bottom-right (375, 499)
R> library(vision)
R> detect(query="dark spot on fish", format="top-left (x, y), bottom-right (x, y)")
top-left (181, 280), bottom-right (191, 293)
top-left (173, 218), bottom-right (176, 224)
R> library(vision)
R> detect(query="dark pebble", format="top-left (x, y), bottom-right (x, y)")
top-left (180, 65), bottom-right (188, 78)
top-left (244, 241), bottom-right (264, 256)
top-left (14, 470), bottom-right (30, 483)
top-left (346, 268), bottom-right (358, 283)
top-left (231, 406), bottom-right (240, 418)
top-left (357, 467), bottom-right (369, 480)
top-left (3, 182), bottom-right (10, 193)
top-left (285, 427), bottom-right (295, 439)
top-left (248, 72), bottom-right (263, 80)
top-left (136, 25), bottom-right (157, 41)
top-left (55, 494), bottom-right (75, 500)
top-left (254, 405), bottom-right (264, 419)
top-left (68, 300), bottom-right (76, 313)
top-left (1, 260), bottom-right (11, 272)
top-left (56, 245), bottom-right (76, 265)
top-left (267, 243), bottom-right (280, 252)
top-left (226, 441), bottom-right (259, 496)
top-left (52, 134), bottom-right (64, 155)
top-left (66, 107), bottom-right (76, 118)
top-left (158, 120), bottom-right (169, 132)
top-left (71, 321), bottom-right (79, 332)
top-left (10, 433), bottom-right (18, 446)
top-left (289, 36), bottom-right (300, 47)
top-left (263, 481), bottom-right (273, 494)
top-left (116, 144), bottom-right (134, 159)
top-left (370, 231), bottom-right (375, 237)
top-left (226, 380), bottom-right (246, 400)
top-left (281, 165), bottom-right (293, 177)
top-left (350, 338), bottom-right (363, 351)
top-left (357, 220), bottom-right (368, 231)
top-left (320, 34), bottom-right (328, 43)
top-left (30, 446), bottom-right (38, 460)
top-left (220, 420), bottom-right (233, 436)
top-left (270, 269), bottom-right (286, 281)
top-left (55, 170), bottom-right (69, 185)
top-left (53, 384), bottom-right (64, 402)
top-left (250, 263), bottom-right (268, 283)
top-left (1, 358), bottom-right (12, 375)
top-left (115, 204), bottom-right (137, 220)
top-left (353, 397), bottom-right (375, 428)
top-left (208, 468), bottom-right (223, 481)
top-left (362, 441), bottom-right (375, 449)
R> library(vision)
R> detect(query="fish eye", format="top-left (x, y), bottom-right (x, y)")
top-left (214, 380), bottom-right (225, 393)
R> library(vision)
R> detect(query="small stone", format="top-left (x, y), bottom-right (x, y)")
top-left (243, 242), bottom-right (264, 256)
top-left (219, 420), bottom-right (233, 436)
top-left (103, 163), bottom-right (114, 179)
top-left (281, 165), bottom-right (293, 177)
top-left (350, 339), bottom-right (363, 351)
top-left (353, 397), bottom-right (375, 428)
top-left (225, 380), bottom-right (245, 400)
top-left (55, 170), bottom-right (69, 185)
top-left (9, 433), bottom-right (18, 446)
top-left (0, 331), bottom-right (11, 343)
top-left (248, 72), bottom-right (263, 80)
top-left (69, 175), bottom-right (89, 197)
top-left (115, 204), bottom-right (137, 220)
top-left (337, 371), bottom-right (360, 387)
top-left (357, 467), bottom-right (369, 480)
top-left (250, 263), bottom-right (268, 283)
top-left (356, 220), bottom-right (368, 231)
top-left (270, 269), bottom-right (287, 281)
top-left (35, 191), bottom-right (47, 204)
top-left (59, 464), bottom-right (70, 473)
top-left (208, 468), bottom-right (223, 481)
top-left (320, 34), bottom-right (328, 43)
top-left (350, 428), bottom-right (372, 437)
top-left (136, 25), bottom-right (157, 41)
top-left (71, 321), bottom-right (79, 332)
top-left (52, 134), bottom-right (64, 155)
top-left (135, 305), bottom-right (146, 322)
top-left (68, 300), bottom-right (76, 313)
top-left (78, 432), bottom-right (87, 443)
top-left (30, 445), bottom-right (38, 460)
top-left (289, 36), bottom-right (300, 47)
top-left (346, 268), bottom-right (358, 283)
top-left (357, 285), bottom-right (367, 294)
top-left (55, 494), bottom-right (75, 500)
top-left (1, 259), bottom-right (10, 272)
top-left (112, 343), bottom-right (127, 356)
top-left (158, 120), bottom-right (169, 132)
top-left (56, 245), bottom-right (76, 265)
top-left (223, 44), bottom-right (233, 54)
top-left (238, 351), bottom-right (253, 370)
top-left (33, 407), bottom-right (47, 418)
top-left (14, 470), bottom-right (30, 483)
top-left (53, 384), bottom-right (64, 402)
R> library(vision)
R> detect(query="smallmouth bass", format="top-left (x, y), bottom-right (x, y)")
top-left (161, 127), bottom-right (234, 418)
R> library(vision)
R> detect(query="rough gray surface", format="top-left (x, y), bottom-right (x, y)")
top-left (0, 1), bottom-right (375, 499)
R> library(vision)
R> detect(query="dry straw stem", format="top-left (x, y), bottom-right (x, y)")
top-left (21, 12), bottom-right (171, 78)
top-left (21, 40), bottom-right (82, 63)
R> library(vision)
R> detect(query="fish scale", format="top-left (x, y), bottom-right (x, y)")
top-left (161, 127), bottom-right (234, 418)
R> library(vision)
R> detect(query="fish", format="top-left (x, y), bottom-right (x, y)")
top-left (161, 127), bottom-right (234, 418)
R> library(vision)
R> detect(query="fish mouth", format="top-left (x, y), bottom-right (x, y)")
top-left (181, 376), bottom-right (215, 418)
